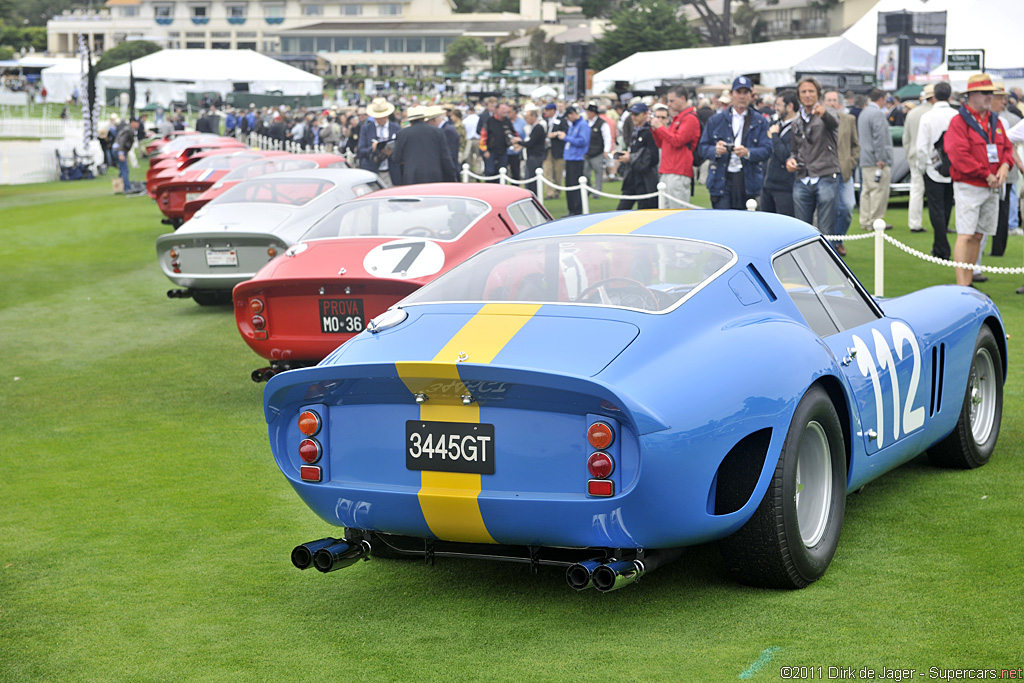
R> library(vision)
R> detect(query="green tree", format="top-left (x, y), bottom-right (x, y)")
top-left (0, 45), bottom-right (13, 60)
top-left (95, 40), bottom-right (162, 72)
top-left (443, 36), bottom-right (487, 73)
top-left (1, 0), bottom-right (83, 26)
top-left (527, 29), bottom-right (561, 72)
top-left (490, 44), bottom-right (510, 71)
top-left (590, 0), bottom-right (698, 72)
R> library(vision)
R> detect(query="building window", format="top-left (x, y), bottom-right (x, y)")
top-left (187, 41), bottom-right (205, 48)
top-left (302, 4), bottom-right (323, 15)
top-left (406, 37), bottom-right (421, 52)
top-left (191, 5), bottom-right (208, 17)
top-left (379, 3), bottom-right (401, 15)
top-left (264, 4), bottom-right (284, 18)
top-left (236, 31), bottom-right (257, 37)
top-left (212, 41), bottom-right (231, 49)
top-left (186, 31), bottom-right (205, 37)
top-left (342, 4), bottom-right (362, 15)
top-left (237, 41), bottom-right (256, 49)
top-left (155, 5), bottom-right (173, 17)
top-left (282, 37), bottom-right (298, 52)
top-left (211, 31), bottom-right (230, 37)
top-left (350, 36), bottom-right (366, 52)
top-left (370, 37), bottom-right (385, 53)
top-left (442, 37), bottom-right (454, 50)
top-left (299, 37), bottom-right (315, 52)
top-left (120, 6), bottom-right (140, 16)
top-left (425, 37), bottom-right (441, 52)
top-left (388, 37), bottom-right (403, 52)
top-left (228, 5), bottom-right (246, 17)
top-left (316, 37), bottom-right (332, 51)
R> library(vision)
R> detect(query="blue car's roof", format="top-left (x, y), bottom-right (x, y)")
top-left (512, 209), bottom-right (819, 258)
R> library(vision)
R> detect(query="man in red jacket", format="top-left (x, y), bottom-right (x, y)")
top-left (651, 84), bottom-right (701, 208)
top-left (945, 73), bottom-right (1014, 287)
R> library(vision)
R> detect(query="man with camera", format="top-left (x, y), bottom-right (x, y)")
top-left (357, 97), bottom-right (400, 188)
top-left (697, 76), bottom-right (771, 210)
top-left (786, 78), bottom-right (842, 248)
top-left (615, 102), bottom-right (660, 210)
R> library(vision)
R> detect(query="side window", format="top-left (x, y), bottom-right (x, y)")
top-left (773, 240), bottom-right (879, 337)
top-left (507, 199), bottom-right (549, 232)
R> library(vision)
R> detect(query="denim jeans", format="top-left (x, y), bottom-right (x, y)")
top-left (793, 175), bottom-right (839, 235)
top-left (835, 176), bottom-right (855, 236)
top-left (484, 151), bottom-right (508, 183)
top-left (118, 154), bottom-right (131, 193)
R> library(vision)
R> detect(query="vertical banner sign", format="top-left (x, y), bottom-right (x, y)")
top-left (877, 11), bottom-right (946, 89)
top-left (565, 62), bottom-right (578, 101)
top-left (78, 34), bottom-right (99, 148)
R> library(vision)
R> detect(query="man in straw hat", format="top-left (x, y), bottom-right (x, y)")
top-left (358, 97), bottom-right (400, 187)
top-left (389, 105), bottom-right (457, 186)
top-left (944, 73), bottom-right (1014, 287)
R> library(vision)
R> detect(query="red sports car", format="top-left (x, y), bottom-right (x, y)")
top-left (233, 183), bottom-right (551, 381)
top-left (145, 137), bottom-right (245, 192)
top-left (144, 130), bottom-right (197, 156)
top-left (182, 153), bottom-right (350, 222)
top-left (151, 150), bottom-right (291, 226)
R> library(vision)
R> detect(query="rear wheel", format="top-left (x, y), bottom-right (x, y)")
top-left (928, 326), bottom-right (1003, 469)
top-left (719, 385), bottom-right (846, 588)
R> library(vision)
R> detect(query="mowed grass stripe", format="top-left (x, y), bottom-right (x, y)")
top-left (0, 177), bottom-right (1022, 681)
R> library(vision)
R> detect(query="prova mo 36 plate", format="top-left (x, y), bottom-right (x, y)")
top-left (406, 421), bottom-right (495, 475)
top-left (205, 249), bottom-right (237, 267)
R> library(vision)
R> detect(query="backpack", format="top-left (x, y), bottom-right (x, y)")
top-left (686, 109), bottom-right (705, 172)
top-left (934, 131), bottom-right (951, 178)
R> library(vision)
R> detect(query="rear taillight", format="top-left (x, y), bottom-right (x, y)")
top-left (267, 246), bottom-right (277, 259)
top-left (298, 410), bottom-right (321, 436)
top-left (298, 438), bottom-right (322, 464)
top-left (251, 315), bottom-right (266, 330)
top-left (587, 479), bottom-right (614, 497)
top-left (588, 421), bottom-right (614, 449)
top-left (169, 248), bottom-right (179, 259)
top-left (249, 298), bottom-right (264, 314)
top-left (300, 465), bottom-right (322, 482)
top-left (587, 451), bottom-right (614, 479)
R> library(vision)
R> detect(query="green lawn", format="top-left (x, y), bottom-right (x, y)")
top-left (1, 174), bottom-right (1022, 682)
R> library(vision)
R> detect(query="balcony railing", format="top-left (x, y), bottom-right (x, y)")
top-left (191, 16), bottom-right (210, 25)
top-left (227, 16), bottom-right (247, 24)
top-left (155, 17), bottom-right (173, 25)
top-left (763, 17), bottom-right (831, 38)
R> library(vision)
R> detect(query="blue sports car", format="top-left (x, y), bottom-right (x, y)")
top-left (263, 210), bottom-right (1005, 591)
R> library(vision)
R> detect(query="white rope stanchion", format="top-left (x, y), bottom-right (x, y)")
top-left (498, 167), bottom-right (508, 185)
top-left (874, 218), bottom-right (886, 297)
top-left (461, 162), bottom-right (470, 184)
top-left (579, 176), bottom-right (590, 215)
top-left (534, 167), bottom-right (545, 209)
top-left (746, 198), bottom-right (758, 212)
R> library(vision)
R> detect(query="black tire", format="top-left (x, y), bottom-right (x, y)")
top-left (719, 385), bottom-right (846, 588)
top-left (192, 290), bottom-right (231, 306)
top-left (928, 326), bottom-right (1003, 469)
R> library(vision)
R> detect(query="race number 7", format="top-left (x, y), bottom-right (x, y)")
top-left (381, 241), bottom-right (425, 274)
top-left (851, 321), bottom-right (925, 448)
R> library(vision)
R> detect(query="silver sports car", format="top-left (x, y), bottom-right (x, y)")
top-left (157, 168), bottom-right (383, 305)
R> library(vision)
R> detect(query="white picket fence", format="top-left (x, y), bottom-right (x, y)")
top-left (0, 140), bottom-right (67, 184)
top-left (0, 117), bottom-right (83, 139)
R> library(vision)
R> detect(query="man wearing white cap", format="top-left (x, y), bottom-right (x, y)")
top-left (903, 83), bottom-right (935, 233)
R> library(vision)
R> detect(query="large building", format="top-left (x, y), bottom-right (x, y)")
top-left (47, 0), bottom-right (556, 77)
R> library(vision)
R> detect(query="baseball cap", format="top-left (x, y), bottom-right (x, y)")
top-left (564, 105), bottom-right (578, 115)
top-left (628, 102), bottom-right (649, 114)
top-left (544, 103), bottom-right (556, 110)
top-left (732, 76), bottom-right (753, 92)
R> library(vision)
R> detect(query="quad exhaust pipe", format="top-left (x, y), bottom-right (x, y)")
top-left (291, 537), bottom-right (371, 573)
top-left (167, 288), bottom-right (192, 299)
top-left (251, 367), bottom-right (277, 383)
top-left (566, 548), bottom-right (683, 592)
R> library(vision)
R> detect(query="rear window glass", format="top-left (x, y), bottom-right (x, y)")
top-left (188, 153), bottom-right (260, 170)
top-left (217, 178), bottom-right (335, 206)
top-left (507, 199), bottom-right (549, 231)
top-left (401, 235), bottom-right (735, 313)
top-left (301, 196), bottom-right (488, 241)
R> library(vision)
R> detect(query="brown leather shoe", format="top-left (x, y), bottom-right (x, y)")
top-left (835, 243), bottom-right (847, 256)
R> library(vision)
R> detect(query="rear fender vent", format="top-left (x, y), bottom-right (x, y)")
top-left (929, 343), bottom-right (945, 416)
top-left (711, 428), bottom-right (773, 516)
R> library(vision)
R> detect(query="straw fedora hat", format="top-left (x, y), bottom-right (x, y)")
top-left (367, 97), bottom-right (395, 118)
top-left (404, 105), bottom-right (428, 122)
top-left (422, 105), bottom-right (446, 120)
top-left (966, 73), bottom-right (998, 93)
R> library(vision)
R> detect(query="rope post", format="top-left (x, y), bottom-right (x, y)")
top-left (657, 181), bottom-right (667, 209)
top-left (746, 198), bottom-right (758, 211)
top-left (461, 163), bottom-right (470, 184)
top-left (534, 167), bottom-right (545, 208)
top-left (498, 166), bottom-right (508, 185)
top-left (579, 176), bottom-right (590, 215)
top-left (873, 218), bottom-right (886, 297)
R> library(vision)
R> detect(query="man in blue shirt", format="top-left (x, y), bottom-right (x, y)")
top-left (557, 106), bottom-right (590, 215)
top-left (697, 76), bottom-right (772, 210)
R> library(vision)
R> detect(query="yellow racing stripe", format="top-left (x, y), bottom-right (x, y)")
top-left (396, 303), bottom-right (542, 544)
top-left (576, 209), bottom-right (683, 235)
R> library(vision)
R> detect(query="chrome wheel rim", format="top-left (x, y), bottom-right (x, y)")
top-left (969, 347), bottom-right (997, 445)
top-left (795, 421), bottom-right (832, 548)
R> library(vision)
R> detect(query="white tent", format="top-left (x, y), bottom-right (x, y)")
top-left (40, 58), bottom-right (87, 104)
top-left (592, 37), bottom-right (874, 92)
top-left (843, 0), bottom-right (1024, 91)
top-left (96, 49), bottom-right (323, 106)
